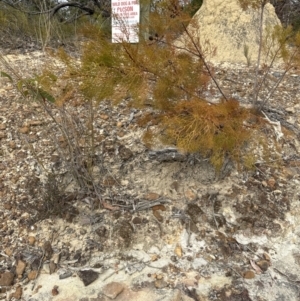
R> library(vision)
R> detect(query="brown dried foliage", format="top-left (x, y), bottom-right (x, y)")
top-left (52, 0), bottom-right (254, 170)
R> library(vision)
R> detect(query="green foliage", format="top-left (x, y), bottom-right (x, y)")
top-left (263, 25), bottom-right (294, 61)
top-left (0, 2), bottom-right (81, 48)
top-left (0, 71), bottom-right (13, 82)
top-left (15, 77), bottom-right (55, 103)
top-left (243, 44), bottom-right (251, 66)
top-left (185, 0), bottom-right (203, 16)
top-left (292, 16), bottom-right (300, 33)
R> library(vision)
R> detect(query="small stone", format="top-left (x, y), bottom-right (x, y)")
top-left (186, 204), bottom-right (203, 224)
top-left (0, 123), bottom-right (6, 130)
top-left (256, 260), bottom-right (269, 272)
top-left (16, 260), bottom-right (26, 277)
top-left (28, 236), bottom-right (36, 246)
top-left (144, 192), bottom-right (160, 201)
top-left (78, 270), bottom-right (99, 286)
top-left (4, 248), bottom-right (13, 257)
top-left (4, 84), bottom-right (13, 90)
top-left (59, 271), bottom-right (73, 279)
top-left (132, 217), bottom-right (142, 224)
top-left (80, 229), bottom-right (87, 235)
top-left (263, 252), bottom-right (271, 261)
top-left (174, 244), bottom-right (182, 257)
top-left (9, 141), bottom-right (16, 149)
top-left (185, 189), bottom-right (197, 201)
top-left (0, 131), bottom-right (6, 139)
top-left (170, 181), bottom-right (180, 191)
top-left (243, 270), bottom-right (255, 279)
top-left (0, 271), bottom-right (14, 286)
top-left (29, 120), bottom-right (43, 126)
top-left (58, 135), bottom-right (66, 142)
top-left (121, 179), bottom-right (129, 186)
top-left (32, 102), bottom-right (40, 108)
top-left (3, 203), bottom-right (12, 210)
top-left (154, 279), bottom-right (167, 289)
top-left (116, 121), bottom-right (123, 128)
top-left (267, 178), bottom-right (276, 188)
top-left (28, 270), bottom-right (38, 281)
top-left (189, 221), bottom-right (198, 233)
top-left (51, 285), bottom-right (59, 296)
top-left (119, 145), bottom-right (133, 160)
top-left (152, 209), bottom-right (163, 222)
top-left (152, 205), bottom-right (166, 211)
top-left (261, 181), bottom-right (267, 187)
top-left (30, 257), bottom-right (42, 271)
top-left (117, 130), bottom-right (125, 138)
top-left (170, 255), bottom-right (177, 262)
top-left (49, 261), bottom-right (57, 274)
top-left (99, 114), bottom-right (109, 120)
top-left (52, 253), bottom-right (60, 264)
top-left (181, 278), bottom-right (198, 287)
top-left (19, 126), bottom-right (29, 134)
top-left (151, 254), bottom-right (159, 261)
top-left (10, 286), bottom-right (22, 300)
top-left (221, 206), bottom-right (237, 225)
top-left (43, 241), bottom-right (53, 259)
top-left (102, 282), bottom-right (125, 299)
top-left (43, 263), bottom-right (50, 274)
top-left (286, 107), bottom-right (295, 114)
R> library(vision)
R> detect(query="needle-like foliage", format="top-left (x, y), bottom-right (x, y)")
top-left (52, 0), bottom-right (300, 170)
top-left (53, 0), bottom-right (254, 170)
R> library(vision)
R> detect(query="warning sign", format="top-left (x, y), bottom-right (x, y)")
top-left (111, 0), bottom-right (140, 43)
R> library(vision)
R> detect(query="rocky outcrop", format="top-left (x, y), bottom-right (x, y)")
top-left (175, 0), bottom-right (282, 66)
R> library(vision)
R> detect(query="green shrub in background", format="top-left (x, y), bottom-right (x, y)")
top-left (188, 0), bottom-right (203, 16)
top-left (0, 2), bottom-right (83, 49)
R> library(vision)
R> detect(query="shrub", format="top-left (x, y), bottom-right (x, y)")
top-left (4, 0), bottom-right (300, 174)
top-left (52, 1), bottom-right (253, 171)
top-left (0, 2), bottom-right (82, 49)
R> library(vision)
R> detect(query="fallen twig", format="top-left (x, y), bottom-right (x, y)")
top-left (273, 268), bottom-right (300, 284)
top-left (262, 111), bottom-right (283, 141)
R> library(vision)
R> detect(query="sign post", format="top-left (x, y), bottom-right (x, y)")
top-left (111, 0), bottom-right (140, 43)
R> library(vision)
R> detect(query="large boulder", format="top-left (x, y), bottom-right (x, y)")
top-left (175, 0), bottom-right (282, 66)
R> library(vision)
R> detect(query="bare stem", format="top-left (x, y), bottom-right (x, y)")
top-left (253, 1), bottom-right (266, 106)
top-left (180, 22), bottom-right (228, 101)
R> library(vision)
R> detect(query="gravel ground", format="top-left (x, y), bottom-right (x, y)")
top-left (1, 49), bottom-right (300, 301)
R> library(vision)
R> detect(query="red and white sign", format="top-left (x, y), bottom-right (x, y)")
top-left (111, 0), bottom-right (140, 43)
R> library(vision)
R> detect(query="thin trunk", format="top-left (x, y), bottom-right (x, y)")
top-left (253, 1), bottom-right (266, 106)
